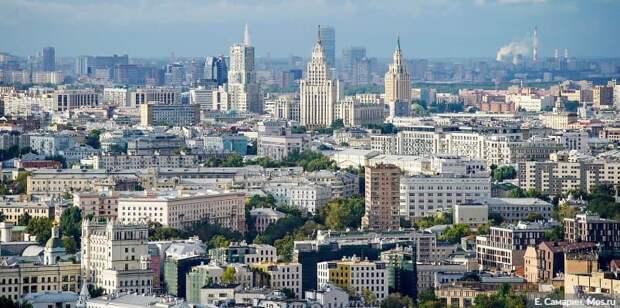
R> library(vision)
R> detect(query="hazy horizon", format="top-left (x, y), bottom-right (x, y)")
top-left (1, 0), bottom-right (619, 59)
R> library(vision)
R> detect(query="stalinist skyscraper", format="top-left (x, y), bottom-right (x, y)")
top-left (225, 24), bottom-right (261, 113)
top-left (384, 36), bottom-right (411, 104)
top-left (299, 26), bottom-right (340, 128)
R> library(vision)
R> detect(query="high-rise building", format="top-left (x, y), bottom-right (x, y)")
top-left (226, 24), bottom-right (261, 113)
top-left (342, 47), bottom-right (365, 78)
top-left (299, 26), bottom-right (340, 128)
top-left (42, 47), bottom-right (55, 72)
top-left (362, 163), bottom-right (400, 231)
top-left (319, 26), bottom-right (336, 69)
top-left (384, 36), bottom-right (411, 103)
top-left (204, 55), bottom-right (228, 85)
top-left (81, 219), bottom-right (153, 294)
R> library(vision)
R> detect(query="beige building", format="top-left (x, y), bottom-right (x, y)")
top-left (453, 203), bottom-right (488, 227)
top-left (299, 27), bottom-right (340, 128)
top-left (539, 112), bottom-right (578, 130)
top-left (0, 198), bottom-right (55, 224)
top-left (334, 99), bottom-right (385, 127)
top-left (117, 190), bottom-right (245, 232)
top-left (81, 219), bottom-right (153, 294)
top-left (362, 164), bottom-right (400, 231)
top-left (0, 260), bottom-right (81, 301)
top-left (257, 134), bottom-right (308, 160)
top-left (384, 37), bottom-right (411, 104)
top-left (565, 272), bottom-right (620, 300)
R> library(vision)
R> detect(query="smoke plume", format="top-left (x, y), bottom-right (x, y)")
top-left (496, 38), bottom-right (531, 62)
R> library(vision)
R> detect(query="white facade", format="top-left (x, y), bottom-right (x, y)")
top-left (117, 190), bottom-right (245, 231)
top-left (400, 175), bottom-right (492, 219)
top-left (264, 182), bottom-right (331, 214)
top-left (317, 257), bottom-right (388, 303)
top-left (453, 203), bottom-right (489, 227)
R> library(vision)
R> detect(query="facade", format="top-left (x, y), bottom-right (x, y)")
top-left (476, 222), bottom-right (548, 272)
top-left (140, 103), bottom-right (200, 127)
top-left (0, 198), bottom-right (55, 224)
top-left (127, 87), bottom-right (181, 110)
top-left (53, 89), bottom-right (100, 112)
top-left (73, 191), bottom-right (119, 220)
top-left (453, 203), bottom-right (488, 227)
top-left (474, 197), bottom-right (553, 223)
top-left (334, 99), bottom-right (385, 127)
top-left (93, 154), bottom-right (200, 171)
top-left (523, 241), bottom-right (596, 283)
top-left (251, 262), bottom-right (303, 299)
top-left (317, 256), bottom-right (388, 303)
top-left (384, 37), bottom-right (411, 104)
top-left (264, 182), bottom-right (331, 214)
top-left (29, 134), bottom-right (75, 156)
top-left (564, 213), bottom-right (620, 250)
top-left (299, 27), bottom-right (340, 128)
top-left (0, 260), bottom-right (81, 301)
top-left (257, 134), bottom-right (308, 160)
top-left (362, 164), bottom-right (400, 231)
top-left (249, 208), bottom-right (286, 233)
top-left (81, 219), bottom-right (153, 295)
top-left (318, 25), bottom-right (335, 69)
top-left (400, 175), bottom-right (491, 220)
top-left (209, 243), bottom-right (278, 264)
top-left (117, 190), bottom-right (245, 231)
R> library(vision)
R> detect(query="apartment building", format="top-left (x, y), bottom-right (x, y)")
top-left (81, 219), bottom-right (153, 294)
top-left (117, 190), bottom-right (245, 231)
top-left (400, 174), bottom-right (491, 220)
top-left (317, 256), bottom-right (388, 303)
top-left (0, 259), bottom-right (81, 301)
top-left (564, 213), bottom-right (620, 250)
top-left (251, 262), bottom-right (303, 299)
top-left (476, 222), bottom-right (548, 272)
top-left (473, 197), bottom-right (553, 223)
top-left (0, 197), bottom-right (56, 224)
top-left (92, 154), bottom-right (200, 171)
top-left (362, 164), bottom-right (400, 231)
top-left (257, 134), bottom-right (308, 160)
top-left (209, 242), bottom-right (278, 264)
top-left (73, 190), bottom-right (119, 220)
top-left (264, 182), bottom-right (331, 214)
top-left (140, 103), bottom-right (200, 127)
top-left (523, 241), bottom-right (596, 283)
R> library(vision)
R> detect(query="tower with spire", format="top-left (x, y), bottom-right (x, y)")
top-left (299, 26), bottom-right (340, 128)
top-left (216, 23), bottom-right (261, 113)
top-left (384, 35), bottom-right (412, 109)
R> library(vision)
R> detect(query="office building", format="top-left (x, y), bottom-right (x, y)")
top-left (42, 47), bottom-right (55, 72)
top-left (251, 262), bottom-right (303, 299)
top-left (318, 25), bottom-right (335, 69)
top-left (53, 89), bottom-right (101, 112)
top-left (362, 164), bottom-right (400, 231)
top-left (204, 55), bottom-right (228, 85)
top-left (140, 103), bottom-right (200, 127)
top-left (299, 26), bottom-right (340, 128)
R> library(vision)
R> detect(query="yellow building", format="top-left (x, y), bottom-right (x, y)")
top-left (250, 262), bottom-right (302, 299)
top-left (0, 260), bottom-right (81, 301)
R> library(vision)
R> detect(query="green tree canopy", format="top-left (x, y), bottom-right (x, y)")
top-left (26, 217), bottom-right (54, 246)
top-left (381, 293), bottom-right (414, 308)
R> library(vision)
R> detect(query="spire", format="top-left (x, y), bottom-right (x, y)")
top-left (396, 34), bottom-right (401, 52)
top-left (244, 23), bottom-right (251, 46)
top-left (317, 25), bottom-right (322, 44)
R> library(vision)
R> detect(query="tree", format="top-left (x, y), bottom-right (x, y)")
top-left (544, 225), bottom-right (565, 241)
top-left (361, 288), bottom-right (376, 305)
top-left (62, 236), bottom-right (78, 254)
top-left (13, 171), bottom-right (30, 194)
top-left (330, 119), bottom-right (345, 130)
top-left (85, 129), bottom-right (102, 149)
top-left (491, 165), bottom-right (517, 182)
top-left (316, 197), bottom-right (364, 230)
top-left (88, 285), bottom-right (105, 297)
top-left (488, 212), bottom-right (504, 225)
top-left (208, 235), bottom-right (230, 248)
top-left (473, 284), bottom-right (526, 308)
top-left (0, 296), bottom-right (32, 308)
top-left (526, 212), bottom-right (544, 222)
top-left (59, 207), bottom-right (82, 245)
top-left (26, 217), bottom-right (54, 246)
top-left (17, 212), bottom-right (32, 226)
top-left (381, 293), bottom-right (414, 308)
top-left (555, 202), bottom-right (579, 220)
top-left (439, 224), bottom-right (472, 244)
top-left (221, 266), bottom-right (236, 285)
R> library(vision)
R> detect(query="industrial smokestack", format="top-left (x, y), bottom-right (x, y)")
top-left (554, 49), bottom-right (559, 59)
top-left (532, 26), bottom-right (539, 62)
top-left (564, 48), bottom-right (569, 59)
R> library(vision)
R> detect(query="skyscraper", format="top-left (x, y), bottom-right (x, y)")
top-left (204, 55), bottom-right (228, 85)
top-left (362, 164), bottom-right (400, 231)
top-left (226, 23), bottom-right (261, 113)
top-left (42, 46), bottom-right (55, 72)
top-left (299, 26), bottom-right (340, 128)
top-left (319, 25), bottom-right (335, 69)
top-left (384, 36), bottom-right (411, 103)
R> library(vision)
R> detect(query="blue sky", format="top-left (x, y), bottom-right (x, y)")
top-left (0, 0), bottom-right (618, 59)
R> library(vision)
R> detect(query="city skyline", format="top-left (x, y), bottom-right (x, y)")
top-left (1, 0), bottom-right (619, 59)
